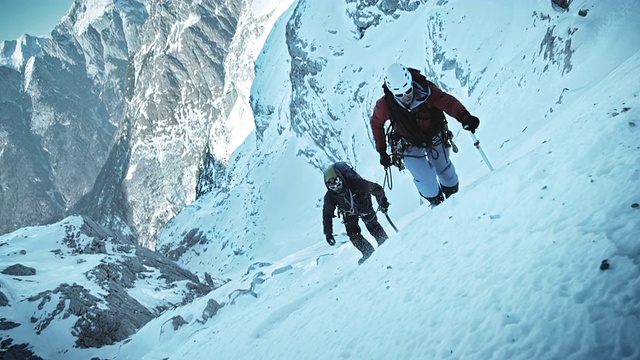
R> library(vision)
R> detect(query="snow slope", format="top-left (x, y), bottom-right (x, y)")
top-left (1, 0), bottom-right (639, 359)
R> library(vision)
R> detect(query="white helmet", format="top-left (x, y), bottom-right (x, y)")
top-left (385, 63), bottom-right (412, 95)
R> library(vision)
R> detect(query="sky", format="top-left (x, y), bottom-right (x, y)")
top-left (1, 0), bottom-right (640, 359)
top-left (0, 0), bottom-right (72, 41)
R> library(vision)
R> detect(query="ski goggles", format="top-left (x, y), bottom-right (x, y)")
top-left (394, 86), bottom-right (413, 98)
top-left (326, 177), bottom-right (343, 191)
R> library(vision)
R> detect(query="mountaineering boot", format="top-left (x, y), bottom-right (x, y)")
top-left (350, 235), bottom-right (375, 265)
top-left (441, 183), bottom-right (459, 199)
top-left (376, 234), bottom-right (388, 246)
top-left (422, 190), bottom-right (445, 207)
top-left (358, 252), bottom-right (372, 265)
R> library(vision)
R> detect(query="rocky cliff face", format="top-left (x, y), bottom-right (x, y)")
top-left (116, 0), bottom-right (241, 248)
top-left (0, 215), bottom-right (211, 356)
top-left (0, 0), bottom-right (251, 248)
top-left (0, 0), bottom-right (147, 237)
top-left (77, 0), bottom-right (293, 249)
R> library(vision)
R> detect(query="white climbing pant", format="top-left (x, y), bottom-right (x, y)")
top-left (402, 134), bottom-right (458, 198)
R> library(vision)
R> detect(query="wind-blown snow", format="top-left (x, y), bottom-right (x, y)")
top-left (73, 0), bottom-right (114, 36)
top-left (1, 0), bottom-right (639, 359)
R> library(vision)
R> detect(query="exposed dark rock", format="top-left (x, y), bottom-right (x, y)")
top-left (0, 343), bottom-right (44, 359)
top-left (243, 262), bottom-right (272, 277)
top-left (228, 288), bottom-right (257, 304)
top-left (551, 0), bottom-right (571, 10)
top-left (0, 291), bottom-right (9, 306)
top-left (8, 217), bottom-right (213, 349)
top-left (272, 265), bottom-right (293, 276)
top-left (345, 0), bottom-right (425, 38)
top-left (202, 299), bottom-right (223, 322)
top-left (1, 338), bottom-right (12, 347)
top-left (159, 228), bottom-right (209, 261)
top-left (171, 315), bottom-right (188, 330)
top-left (0, 318), bottom-right (20, 330)
top-left (1, 264), bottom-right (36, 276)
top-left (27, 282), bottom-right (154, 348)
top-left (539, 26), bottom-right (575, 75)
top-left (196, 143), bottom-right (228, 198)
top-left (203, 272), bottom-right (230, 289)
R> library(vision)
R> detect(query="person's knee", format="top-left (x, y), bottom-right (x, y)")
top-left (361, 212), bottom-right (377, 224)
top-left (438, 165), bottom-right (458, 188)
top-left (345, 226), bottom-right (360, 237)
top-left (344, 219), bottom-right (361, 234)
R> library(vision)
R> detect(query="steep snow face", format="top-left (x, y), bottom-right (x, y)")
top-left (156, 0), bottom-right (304, 276)
top-left (195, 0), bottom-right (297, 197)
top-left (119, 0), bottom-right (640, 359)
top-left (212, 0), bottom-right (297, 164)
top-left (155, 0), bottom-right (640, 333)
top-left (2, 0), bottom-right (640, 359)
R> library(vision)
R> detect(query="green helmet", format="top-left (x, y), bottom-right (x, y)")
top-left (323, 165), bottom-right (344, 192)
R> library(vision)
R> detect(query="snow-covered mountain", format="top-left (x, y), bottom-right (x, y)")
top-left (1, 0), bottom-right (640, 359)
top-left (0, 0), bottom-right (292, 248)
top-left (0, 0), bottom-right (147, 237)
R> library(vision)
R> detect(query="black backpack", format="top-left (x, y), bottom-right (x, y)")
top-left (333, 162), bottom-right (362, 183)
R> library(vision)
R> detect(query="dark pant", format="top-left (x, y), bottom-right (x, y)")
top-left (343, 211), bottom-right (388, 254)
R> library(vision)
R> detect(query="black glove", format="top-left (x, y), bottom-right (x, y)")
top-left (459, 113), bottom-right (480, 133)
top-left (378, 149), bottom-right (392, 168)
top-left (325, 234), bottom-right (336, 246)
top-left (379, 197), bottom-right (390, 212)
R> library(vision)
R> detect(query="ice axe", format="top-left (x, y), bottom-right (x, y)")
top-left (382, 210), bottom-right (399, 233)
top-left (471, 133), bottom-right (494, 172)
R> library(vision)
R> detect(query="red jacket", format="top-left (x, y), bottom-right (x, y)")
top-left (370, 70), bottom-right (469, 151)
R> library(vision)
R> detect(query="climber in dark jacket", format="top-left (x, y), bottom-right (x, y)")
top-left (322, 162), bottom-right (390, 264)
